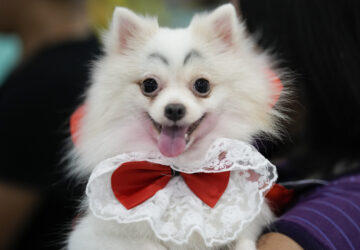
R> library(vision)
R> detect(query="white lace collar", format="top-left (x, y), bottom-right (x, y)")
top-left (86, 138), bottom-right (277, 247)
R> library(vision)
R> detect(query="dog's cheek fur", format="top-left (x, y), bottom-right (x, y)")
top-left (77, 58), bottom-right (164, 173)
top-left (67, 8), bottom-right (160, 177)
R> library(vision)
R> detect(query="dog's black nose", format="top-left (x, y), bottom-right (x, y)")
top-left (164, 104), bottom-right (186, 121)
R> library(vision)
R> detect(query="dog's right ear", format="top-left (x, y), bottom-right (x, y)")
top-left (190, 4), bottom-right (243, 52)
top-left (104, 7), bottom-right (158, 54)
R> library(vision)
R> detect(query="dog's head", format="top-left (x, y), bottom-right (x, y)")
top-left (73, 4), bottom-right (284, 174)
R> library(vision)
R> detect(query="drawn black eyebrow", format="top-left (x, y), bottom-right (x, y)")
top-left (183, 49), bottom-right (202, 65)
top-left (148, 52), bottom-right (169, 66)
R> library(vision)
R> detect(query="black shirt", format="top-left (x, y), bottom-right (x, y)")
top-left (0, 34), bottom-right (100, 250)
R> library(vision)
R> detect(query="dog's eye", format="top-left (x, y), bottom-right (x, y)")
top-left (193, 78), bottom-right (210, 96)
top-left (141, 78), bottom-right (158, 96)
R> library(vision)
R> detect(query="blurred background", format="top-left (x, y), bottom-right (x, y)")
top-left (0, 0), bottom-right (359, 249)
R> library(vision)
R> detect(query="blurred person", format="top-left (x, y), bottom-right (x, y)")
top-left (0, 0), bottom-right (100, 249)
top-left (233, 0), bottom-right (360, 249)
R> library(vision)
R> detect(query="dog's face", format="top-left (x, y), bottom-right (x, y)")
top-left (75, 4), bottom-right (282, 174)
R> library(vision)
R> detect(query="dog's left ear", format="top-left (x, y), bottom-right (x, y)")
top-left (190, 4), bottom-right (241, 49)
top-left (104, 7), bottom-right (158, 54)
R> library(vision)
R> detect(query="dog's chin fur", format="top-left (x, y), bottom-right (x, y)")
top-left (67, 4), bottom-right (286, 250)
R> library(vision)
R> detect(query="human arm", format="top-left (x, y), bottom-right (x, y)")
top-left (257, 232), bottom-right (303, 250)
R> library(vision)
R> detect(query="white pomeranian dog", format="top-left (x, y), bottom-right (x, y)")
top-left (67, 3), bottom-right (286, 250)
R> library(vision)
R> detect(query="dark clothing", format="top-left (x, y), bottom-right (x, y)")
top-left (0, 35), bottom-right (100, 250)
top-left (240, 0), bottom-right (360, 249)
top-left (274, 173), bottom-right (360, 250)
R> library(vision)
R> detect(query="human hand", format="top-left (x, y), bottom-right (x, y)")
top-left (257, 232), bottom-right (303, 250)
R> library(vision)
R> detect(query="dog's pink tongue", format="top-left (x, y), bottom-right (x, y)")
top-left (158, 126), bottom-right (187, 157)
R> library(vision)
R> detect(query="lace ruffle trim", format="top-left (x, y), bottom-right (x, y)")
top-left (86, 138), bottom-right (277, 246)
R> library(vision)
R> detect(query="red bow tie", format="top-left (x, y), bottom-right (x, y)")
top-left (111, 161), bottom-right (230, 209)
top-left (111, 161), bottom-right (293, 211)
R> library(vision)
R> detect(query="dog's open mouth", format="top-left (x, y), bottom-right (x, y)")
top-left (148, 114), bottom-right (206, 158)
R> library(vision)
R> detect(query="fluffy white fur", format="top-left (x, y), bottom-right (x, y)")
top-left (67, 4), bottom-right (285, 250)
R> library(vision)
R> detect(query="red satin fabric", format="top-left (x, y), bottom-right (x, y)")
top-left (265, 183), bottom-right (294, 214)
top-left (70, 105), bottom-right (85, 145)
top-left (266, 69), bottom-right (283, 107)
top-left (180, 171), bottom-right (230, 208)
top-left (111, 161), bottom-right (173, 209)
top-left (111, 161), bottom-right (230, 209)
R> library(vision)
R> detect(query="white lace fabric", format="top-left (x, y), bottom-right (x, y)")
top-left (86, 138), bottom-right (277, 247)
